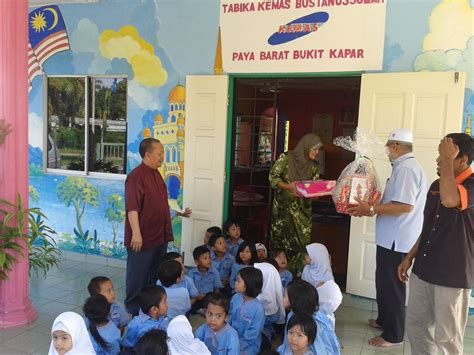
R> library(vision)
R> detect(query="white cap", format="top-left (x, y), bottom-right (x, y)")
top-left (388, 129), bottom-right (413, 143)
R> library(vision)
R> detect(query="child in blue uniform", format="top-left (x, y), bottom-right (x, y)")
top-left (205, 226), bottom-right (223, 248)
top-left (230, 242), bottom-right (258, 292)
top-left (158, 252), bottom-right (199, 305)
top-left (88, 276), bottom-right (129, 334)
top-left (83, 294), bottom-right (121, 355)
top-left (285, 313), bottom-right (317, 355)
top-left (210, 234), bottom-right (235, 291)
top-left (189, 245), bottom-right (223, 312)
top-left (229, 267), bottom-right (265, 355)
top-left (278, 280), bottom-right (340, 355)
top-left (122, 285), bottom-right (169, 348)
top-left (157, 259), bottom-right (191, 319)
top-left (224, 219), bottom-right (244, 258)
top-left (195, 293), bottom-right (240, 354)
top-left (272, 249), bottom-right (294, 290)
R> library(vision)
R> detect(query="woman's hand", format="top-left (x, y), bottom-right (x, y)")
top-left (288, 182), bottom-right (300, 197)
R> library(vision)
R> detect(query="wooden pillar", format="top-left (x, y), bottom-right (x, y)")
top-left (0, 0), bottom-right (37, 328)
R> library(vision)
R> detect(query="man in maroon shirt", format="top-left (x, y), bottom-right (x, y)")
top-left (124, 138), bottom-right (173, 315)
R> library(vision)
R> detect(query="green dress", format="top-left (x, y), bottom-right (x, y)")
top-left (269, 152), bottom-right (320, 275)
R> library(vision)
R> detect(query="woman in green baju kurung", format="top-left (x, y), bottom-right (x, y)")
top-left (269, 134), bottom-right (323, 275)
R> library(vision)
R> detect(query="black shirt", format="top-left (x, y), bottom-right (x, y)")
top-left (413, 167), bottom-right (474, 289)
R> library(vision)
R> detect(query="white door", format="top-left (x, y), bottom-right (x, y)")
top-left (346, 72), bottom-right (466, 298)
top-left (181, 75), bottom-right (229, 266)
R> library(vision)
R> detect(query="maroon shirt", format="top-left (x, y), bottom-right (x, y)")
top-left (125, 163), bottom-right (173, 250)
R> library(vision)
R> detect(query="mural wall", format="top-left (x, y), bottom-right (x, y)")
top-left (28, 0), bottom-right (473, 261)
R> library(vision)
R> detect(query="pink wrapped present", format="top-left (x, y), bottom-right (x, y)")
top-left (295, 180), bottom-right (336, 198)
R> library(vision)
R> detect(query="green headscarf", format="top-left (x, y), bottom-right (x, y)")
top-left (288, 133), bottom-right (322, 182)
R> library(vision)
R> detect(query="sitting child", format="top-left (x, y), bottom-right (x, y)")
top-left (49, 311), bottom-right (95, 355)
top-left (209, 234), bottom-right (235, 291)
top-left (205, 226), bottom-right (223, 248)
top-left (302, 243), bottom-right (343, 327)
top-left (133, 329), bottom-right (169, 355)
top-left (286, 313), bottom-right (317, 355)
top-left (121, 285), bottom-right (169, 348)
top-left (88, 276), bottom-right (129, 333)
top-left (158, 251), bottom-right (199, 305)
top-left (195, 293), bottom-right (240, 354)
top-left (230, 242), bottom-right (258, 292)
top-left (83, 294), bottom-right (121, 355)
top-left (157, 259), bottom-right (191, 319)
top-left (255, 243), bottom-right (268, 261)
top-left (188, 245), bottom-right (223, 312)
top-left (229, 267), bottom-right (265, 355)
top-left (224, 218), bottom-right (244, 258)
top-left (279, 280), bottom-right (340, 355)
top-left (168, 315), bottom-right (210, 354)
top-left (272, 249), bottom-right (294, 290)
top-left (255, 262), bottom-right (286, 351)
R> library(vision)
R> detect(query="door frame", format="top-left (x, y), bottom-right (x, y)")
top-left (223, 71), bottom-right (364, 220)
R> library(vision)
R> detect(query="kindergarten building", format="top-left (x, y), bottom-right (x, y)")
top-left (15, 0), bottom-right (474, 305)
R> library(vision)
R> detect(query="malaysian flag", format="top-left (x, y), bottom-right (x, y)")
top-left (28, 5), bottom-right (70, 91)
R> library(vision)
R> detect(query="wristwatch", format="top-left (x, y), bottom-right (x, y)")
top-left (368, 205), bottom-right (376, 216)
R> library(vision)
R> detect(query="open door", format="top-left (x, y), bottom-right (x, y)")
top-left (181, 75), bottom-right (229, 266)
top-left (346, 72), bottom-right (466, 298)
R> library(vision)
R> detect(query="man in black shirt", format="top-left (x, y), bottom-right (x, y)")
top-left (398, 133), bottom-right (474, 354)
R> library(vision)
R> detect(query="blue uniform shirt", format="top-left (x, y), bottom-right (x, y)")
top-left (157, 274), bottom-right (199, 299)
top-left (375, 153), bottom-right (428, 252)
top-left (229, 293), bottom-right (265, 355)
top-left (163, 284), bottom-right (191, 319)
top-left (121, 310), bottom-right (169, 348)
top-left (280, 269), bottom-right (293, 289)
top-left (226, 238), bottom-right (244, 258)
top-left (110, 301), bottom-right (129, 328)
top-left (188, 267), bottom-right (223, 294)
top-left (278, 311), bottom-right (340, 355)
top-left (88, 320), bottom-right (121, 355)
top-left (212, 252), bottom-right (235, 284)
top-left (196, 323), bottom-right (240, 355)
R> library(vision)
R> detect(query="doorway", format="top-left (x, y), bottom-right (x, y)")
top-left (227, 76), bottom-right (361, 290)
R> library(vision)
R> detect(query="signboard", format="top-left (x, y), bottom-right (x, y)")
top-left (220, 0), bottom-right (387, 73)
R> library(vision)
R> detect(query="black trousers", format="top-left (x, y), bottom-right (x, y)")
top-left (375, 244), bottom-right (407, 343)
top-left (125, 243), bottom-right (168, 316)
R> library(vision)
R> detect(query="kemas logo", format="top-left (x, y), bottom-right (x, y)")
top-left (268, 12), bottom-right (329, 45)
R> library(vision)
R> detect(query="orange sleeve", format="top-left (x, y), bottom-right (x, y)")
top-left (457, 185), bottom-right (468, 211)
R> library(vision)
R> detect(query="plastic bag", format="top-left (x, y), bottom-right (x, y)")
top-left (332, 128), bottom-right (385, 214)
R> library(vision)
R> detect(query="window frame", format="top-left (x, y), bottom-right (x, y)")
top-left (44, 74), bottom-right (128, 180)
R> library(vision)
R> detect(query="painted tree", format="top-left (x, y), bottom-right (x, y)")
top-left (57, 177), bottom-right (99, 236)
top-left (105, 194), bottom-right (125, 244)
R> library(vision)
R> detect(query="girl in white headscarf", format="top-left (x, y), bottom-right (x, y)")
top-left (255, 262), bottom-right (286, 348)
top-left (168, 315), bottom-right (210, 355)
top-left (48, 311), bottom-right (96, 355)
top-left (302, 243), bottom-right (342, 328)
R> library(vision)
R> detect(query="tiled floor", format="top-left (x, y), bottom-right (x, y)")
top-left (0, 257), bottom-right (472, 354)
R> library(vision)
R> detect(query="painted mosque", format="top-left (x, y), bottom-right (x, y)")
top-left (142, 84), bottom-right (185, 200)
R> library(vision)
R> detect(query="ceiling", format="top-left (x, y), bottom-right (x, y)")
top-left (236, 76), bottom-right (361, 92)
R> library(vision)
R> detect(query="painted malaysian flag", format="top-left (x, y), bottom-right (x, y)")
top-left (28, 5), bottom-right (70, 91)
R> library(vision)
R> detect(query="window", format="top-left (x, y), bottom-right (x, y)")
top-left (46, 76), bottom-right (127, 175)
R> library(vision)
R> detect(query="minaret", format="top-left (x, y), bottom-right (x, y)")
top-left (465, 114), bottom-right (472, 136)
top-left (214, 27), bottom-right (223, 75)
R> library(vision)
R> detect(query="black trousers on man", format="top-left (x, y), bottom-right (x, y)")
top-left (375, 244), bottom-right (407, 343)
top-left (125, 243), bottom-right (168, 316)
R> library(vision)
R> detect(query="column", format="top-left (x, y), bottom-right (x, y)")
top-left (0, 0), bottom-right (37, 328)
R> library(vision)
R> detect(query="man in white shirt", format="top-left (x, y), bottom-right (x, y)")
top-left (348, 129), bottom-right (428, 348)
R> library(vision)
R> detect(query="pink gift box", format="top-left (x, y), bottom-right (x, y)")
top-left (295, 180), bottom-right (336, 198)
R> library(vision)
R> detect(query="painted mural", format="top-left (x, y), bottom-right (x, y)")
top-left (27, 0), bottom-right (219, 259)
top-left (27, 0), bottom-right (473, 262)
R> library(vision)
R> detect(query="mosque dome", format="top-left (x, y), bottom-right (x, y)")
top-left (168, 84), bottom-right (186, 104)
top-left (142, 127), bottom-right (152, 139)
top-left (154, 113), bottom-right (164, 123)
top-left (177, 129), bottom-right (185, 138)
